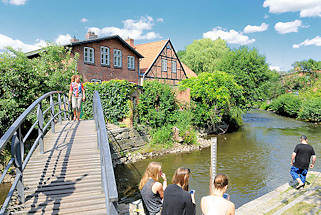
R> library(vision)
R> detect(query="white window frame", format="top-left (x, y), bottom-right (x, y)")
top-left (114, 49), bottom-right (122, 67)
top-left (161, 59), bottom-right (167, 72)
top-left (84, 47), bottom-right (94, 64)
top-left (128, 56), bottom-right (135, 70)
top-left (171, 61), bottom-right (177, 73)
top-left (100, 46), bottom-right (110, 66)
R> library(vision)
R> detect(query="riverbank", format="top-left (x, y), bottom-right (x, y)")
top-left (236, 171), bottom-right (321, 215)
top-left (114, 137), bottom-right (212, 165)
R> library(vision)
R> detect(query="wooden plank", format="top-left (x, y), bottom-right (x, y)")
top-left (8, 120), bottom-right (110, 214)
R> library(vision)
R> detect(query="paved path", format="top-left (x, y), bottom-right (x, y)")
top-left (8, 120), bottom-right (107, 215)
top-left (236, 171), bottom-right (321, 215)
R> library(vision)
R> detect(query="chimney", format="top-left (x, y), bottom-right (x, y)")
top-left (71, 36), bottom-right (79, 43)
top-left (86, 31), bottom-right (98, 40)
top-left (125, 38), bottom-right (135, 47)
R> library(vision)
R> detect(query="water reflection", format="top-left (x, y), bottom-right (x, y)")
top-left (115, 110), bottom-right (321, 212)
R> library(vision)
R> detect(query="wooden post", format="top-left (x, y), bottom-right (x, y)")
top-left (210, 137), bottom-right (217, 194)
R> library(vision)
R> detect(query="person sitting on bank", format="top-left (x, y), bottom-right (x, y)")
top-left (161, 167), bottom-right (195, 215)
top-left (139, 162), bottom-right (167, 215)
top-left (68, 75), bottom-right (85, 121)
top-left (290, 135), bottom-right (316, 189)
top-left (201, 174), bottom-right (235, 215)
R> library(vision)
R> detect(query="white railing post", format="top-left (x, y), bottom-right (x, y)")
top-left (58, 93), bottom-right (62, 123)
top-left (50, 95), bottom-right (55, 133)
top-left (37, 103), bottom-right (44, 154)
top-left (210, 137), bottom-right (217, 193)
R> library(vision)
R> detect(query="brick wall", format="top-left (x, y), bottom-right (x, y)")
top-left (71, 38), bottom-right (140, 83)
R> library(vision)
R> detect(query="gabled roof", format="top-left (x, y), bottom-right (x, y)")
top-left (135, 40), bottom-right (168, 71)
top-left (135, 39), bottom-right (197, 78)
top-left (181, 62), bottom-right (197, 78)
top-left (26, 35), bottom-right (144, 59)
top-left (70, 35), bottom-right (143, 58)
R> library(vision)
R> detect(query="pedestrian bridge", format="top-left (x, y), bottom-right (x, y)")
top-left (0, 91), bottom-right (118, 214)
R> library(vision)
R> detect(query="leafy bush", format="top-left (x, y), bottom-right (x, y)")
top-left (82, 80), bottom-right (136, 124)
top-left (0, 45), bottom-right (78, 137)
top-left (150, 125), bottom-right (173, 148)
top-left (298, 97), bottom-right (321, 122)
top-left (173, 110), bottom-right (197, 145)
top-left (268, 94), bottom-right (302, 117)
top-left (180, 72), bottom-right (244, 133)
top-left (136, 81), bottom-right (177, 128)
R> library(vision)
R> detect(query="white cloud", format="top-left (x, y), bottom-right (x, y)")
top-left (88, 16), bottom-right (161, 40)
top-left (2, 0), bottom-right (26, 5)
top-left (263, 0), bottom-right (321, 17)
top-left (293, 36), bottom-right (321, 48)
top-left (274, 20), bottom-right (302, 34)
top-left (270, 65), bottom-right (281, 71)
top-left (0, 33), bottom-right (46, 52)
top-left (157, 18), bottom-right (164, 22)
top-left (81, 18), bottom-right (88, 23)
top-left (243, 23), bottom-right (269, 33)
top-left (203, 27), bottom-right (255, 45)
top-left (55, 34), bottom-right (72, 45)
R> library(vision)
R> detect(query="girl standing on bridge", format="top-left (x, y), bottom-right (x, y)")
top-left (139, 162), bottom-right (167, 215)
top-left (68, 75), bottom-right (85, 121)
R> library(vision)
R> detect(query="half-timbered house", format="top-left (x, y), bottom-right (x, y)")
top-left (134, 39), bottom-right (196, 86)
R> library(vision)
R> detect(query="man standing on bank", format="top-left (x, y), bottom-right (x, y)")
top-left (290, 135), bottom-right (316, 189)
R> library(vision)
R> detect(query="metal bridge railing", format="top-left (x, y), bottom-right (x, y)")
top-left (0, 91), bottom-right (70, 214)
top-left (93, 91), bottom-right (119, 214)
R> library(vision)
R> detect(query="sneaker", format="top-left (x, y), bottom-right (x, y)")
top-left (296, 183), bottom-right (305, 190)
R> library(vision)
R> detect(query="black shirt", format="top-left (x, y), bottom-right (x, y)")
top-left (161, 184), bottom-right (195, 215)
top-left (293, 143), bottom-right (315, 169)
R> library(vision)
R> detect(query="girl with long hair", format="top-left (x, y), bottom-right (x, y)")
top-left (68, 75), bottom-right (85, 121)
top-left (201, 174), bottom-right (235, 215)
top-left (161, 167), bottom-right (195, 215)
top-left (139, 162), bottom-right (167, 215)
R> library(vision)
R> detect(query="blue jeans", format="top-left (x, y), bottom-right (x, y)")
top-left (290, 166), bottom-right (308, 184)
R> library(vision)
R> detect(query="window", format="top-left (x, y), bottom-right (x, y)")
top-left (171, 61), bottom-right (177, 73)
top-left (128, 56), bottom-right (135, 70)
top-left (161, 59), bottom-right (167, 72)
top-left (84, 47), bottom-right (94, 64)
top-left (101, 46), bottom-right (110, 66)
top-left (114, 49), bottom-right (122, 67)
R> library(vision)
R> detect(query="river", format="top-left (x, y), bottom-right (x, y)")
top-left (115, 110), bottom-right (321, 212)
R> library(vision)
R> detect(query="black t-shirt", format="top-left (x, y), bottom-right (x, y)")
top-left (161, 184), bottom-right (195, 215)
top-left (293, 143), bottom-right (315, 169)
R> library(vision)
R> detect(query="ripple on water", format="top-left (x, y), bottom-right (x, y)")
top-left (116, 110), bottom-right (321, 211)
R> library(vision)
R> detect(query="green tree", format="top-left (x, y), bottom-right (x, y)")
top-left (180, 72), bottom-right (244, 133)
top-left (180, 38), bottom-right (230, 75)
top-left (292, 59), bottom-right (321, 74)
top-left (0, 45), bottom-right (78, 137)
top-left (217, 46), bottom-right (271, 104)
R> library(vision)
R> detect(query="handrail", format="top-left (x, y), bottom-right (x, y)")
top-left (0, 91), bottom-right (70, 214)
top-left (93, 91), bottom-right (119, 214)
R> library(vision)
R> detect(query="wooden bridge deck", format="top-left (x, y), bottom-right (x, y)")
top-left (8, 120), bottom-right (107, 215)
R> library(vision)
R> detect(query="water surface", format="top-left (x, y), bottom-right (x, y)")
top-left (115, 110), bottom-right (321, 211)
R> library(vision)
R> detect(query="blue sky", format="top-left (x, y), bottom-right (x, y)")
top-left (1, 0), bottom-right (321, 71)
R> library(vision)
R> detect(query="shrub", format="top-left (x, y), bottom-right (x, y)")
top-left (82, 80), bottom-right (136, 124)
top-left (268, 94), bottom-right (302, 117)
top-left (179, 72), bottom-right (245, 133)
top-left (136, 81), bottom-right (177, 128)
top-left (298, 97), bottom-right (321, 122)
top-left (173, 110), bottom-right (197, 145)
top-left (150, 125), bottom-right (173, 148)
